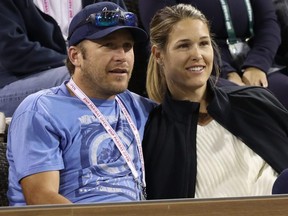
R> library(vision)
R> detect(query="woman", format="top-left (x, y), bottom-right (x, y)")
top-left (142, 4), bottom-right (288, 200)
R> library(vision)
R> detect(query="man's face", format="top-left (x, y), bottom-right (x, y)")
top-left (70, 29), bottom-right (135, 99)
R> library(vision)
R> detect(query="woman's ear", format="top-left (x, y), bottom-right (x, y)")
top-left (151, 45), bottom-right (163, 65)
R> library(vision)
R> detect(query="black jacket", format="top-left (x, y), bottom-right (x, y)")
top-left (142, 82), bottom-right (288, 199)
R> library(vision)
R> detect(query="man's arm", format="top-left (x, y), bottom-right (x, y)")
top-left (21, 171), bottom-right (72, 205)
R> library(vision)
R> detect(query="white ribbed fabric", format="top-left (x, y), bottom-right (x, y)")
top-left (195, 120), bottom-right (278, 198)
top-left (33, 0), bottom-right (82, 39)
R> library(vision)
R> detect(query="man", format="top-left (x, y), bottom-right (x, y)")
top-left (7, 1), bottom-right (156, 206)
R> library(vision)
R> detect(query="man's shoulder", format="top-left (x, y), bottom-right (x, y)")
top-left (14, 84), bottom-right (68, 115)
top-left (24, 84), bottom-right (64, 101)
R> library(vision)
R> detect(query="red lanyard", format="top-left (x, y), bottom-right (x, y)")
top-left (66, 79), bottom-right (146, 188)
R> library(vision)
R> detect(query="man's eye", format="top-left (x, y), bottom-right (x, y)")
top-left (123, 43), bottom-right (133, 51)
top-left (104, 43), bottom-right (114, 48)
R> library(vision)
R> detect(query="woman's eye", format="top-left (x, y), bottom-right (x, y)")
top-left (178, 43), bottom-right (189, 49)
top-left (200, 41), bottom-right (210, 46)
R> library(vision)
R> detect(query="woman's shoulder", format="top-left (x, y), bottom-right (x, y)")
top-left (216, 85), bottom-right (287, 111)
top-left (218, 84), bottom-right (274, 96)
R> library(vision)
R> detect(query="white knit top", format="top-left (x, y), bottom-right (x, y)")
top-left (195, 120), bottom-right (277, 198)
top-left (33, 0), bottom-right (82, 39)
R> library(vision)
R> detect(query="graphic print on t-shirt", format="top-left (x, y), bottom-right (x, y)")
top-left (76, 113), bottom-right (141, 201)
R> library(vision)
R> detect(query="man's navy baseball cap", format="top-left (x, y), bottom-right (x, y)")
top-left (67, 1), bottom-right (148, 46)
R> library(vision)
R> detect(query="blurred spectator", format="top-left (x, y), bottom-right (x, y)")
top-left (273, 0), bottom-right (288, 66)
top-left (0, 0), bottom-right (70, 117)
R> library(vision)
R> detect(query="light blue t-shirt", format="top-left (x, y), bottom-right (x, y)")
top-left (7, 81), bottom-right (156, 206)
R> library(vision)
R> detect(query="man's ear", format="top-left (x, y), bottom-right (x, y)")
top-left (151, 45), bottom-right (163, 65)
top-left (68, 46), bottom-right (81, 67)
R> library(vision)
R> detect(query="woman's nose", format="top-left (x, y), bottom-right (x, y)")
top-left (190, 46), bottom-right (202, 61)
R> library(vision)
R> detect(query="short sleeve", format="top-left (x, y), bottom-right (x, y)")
top-left (8, 111), bottom-right (64, 181)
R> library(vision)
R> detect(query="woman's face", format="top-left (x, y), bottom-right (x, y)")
top-left (155, 18), bottom-right (214, 100)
